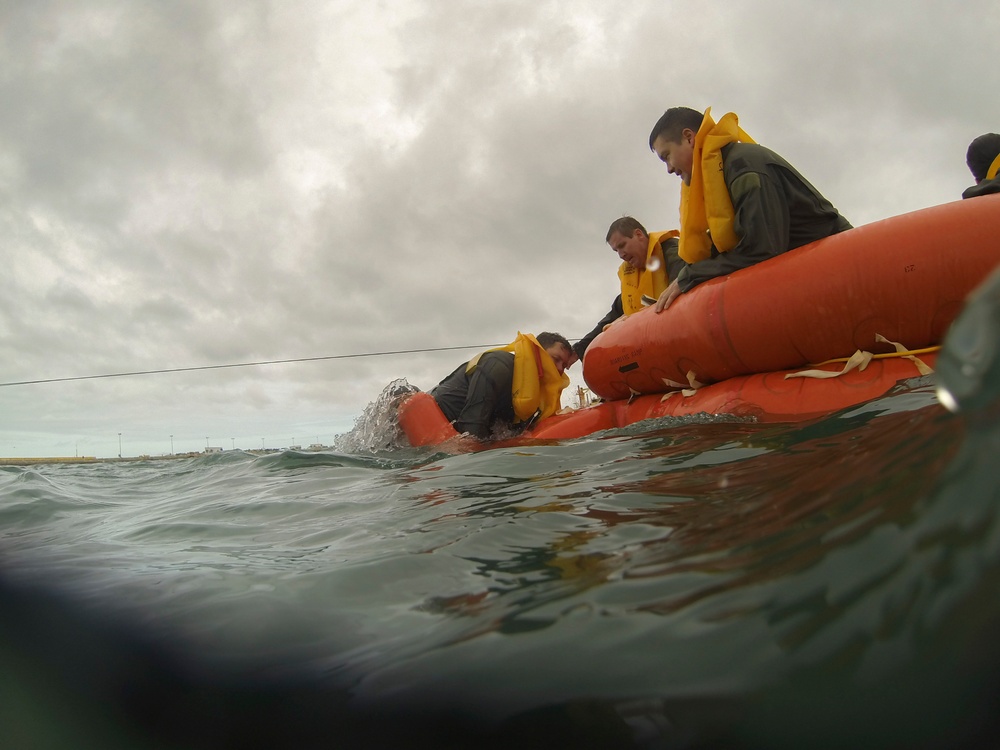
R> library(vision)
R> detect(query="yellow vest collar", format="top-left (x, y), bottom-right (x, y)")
top-left (678, 107), bottom-right (755, 264)
top-left (987, 153), bottom-right (1000, 181)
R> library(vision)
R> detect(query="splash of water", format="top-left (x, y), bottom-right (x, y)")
top-left (333, 379), bottom-right (419, 453)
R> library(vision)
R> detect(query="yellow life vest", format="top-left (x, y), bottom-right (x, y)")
top-left (617, 230), bottom-right (681, 315)
top-left (466, 332), bottom-right (570, 424)
top-left (678, 107), bottom-right (756, 264)
top-left (988, 153), bottom-right (1000, 181)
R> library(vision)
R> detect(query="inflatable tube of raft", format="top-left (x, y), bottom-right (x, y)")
top-left (583, 195), bottom-right (1000, 401)
top-left (529, 353), bottom-right (937, 439)
top-left (399, 352), bottom-right (936, 445)
top-left (398, 392), bottom-right (459, 446)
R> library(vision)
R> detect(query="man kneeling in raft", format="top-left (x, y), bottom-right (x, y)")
top-left (573, 216), bottom-right (686, 361)
top-left (648, 106), bottom-right (852, 311)
top-left (431, 332), bottom-right (574, 440)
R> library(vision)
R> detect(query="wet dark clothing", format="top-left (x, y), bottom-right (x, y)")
top-left (574, 236), bottom-right (686, 360)
top-left (430, 351), bottom-right (516, 439)
top-left (962, 175), bottom-right (1000, 199)
top-left (676, 142), bottom-right (853, 292)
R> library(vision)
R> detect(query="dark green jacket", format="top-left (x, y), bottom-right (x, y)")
top-left (962, 175), bottom-right (1000, 199)
top-left (676, 142), bottom-right (852, 292)
top-left (430, 351), bottom-right (516, 439)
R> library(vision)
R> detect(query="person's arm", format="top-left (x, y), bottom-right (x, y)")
top-left (652, 237), bottom-right (689, 312)
top-left (661, 236), bottom-right (687, 282)
top-left (573, 295), bottom-right (624, 360)
top-left (676, 169), bottom-right (791, 292)
top-left (963, 175), bottom-right (1000, 199)
top-left (454, 353), bottom-right (513, 439)
top-left (430, 363), bottom-right (472, 422)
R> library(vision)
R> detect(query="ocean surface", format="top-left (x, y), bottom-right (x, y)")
top-left (3, 351), bottom-right (1000, 747)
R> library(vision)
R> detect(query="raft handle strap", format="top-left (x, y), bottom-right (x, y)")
top-left (786, 335), bottom-right (936, 380)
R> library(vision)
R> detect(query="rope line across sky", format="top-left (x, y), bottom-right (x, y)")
top-left (0, 343), bottom-right (566, 388)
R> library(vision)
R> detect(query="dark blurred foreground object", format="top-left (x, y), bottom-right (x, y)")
top-left (5, 559), bottom-right (1000, 750)
top-left (936, 266), bottom-right (1000, 414)
top-left (0, 576), bottom-right (493, 749)
top-left (0, 574), bottom-right (740, 749)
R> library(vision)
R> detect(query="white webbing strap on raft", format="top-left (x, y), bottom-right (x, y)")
top-left (785, 334), bottom-right (936, 380)
top-left (660, 371), bottom-right (705, 401)
top-left (647, 335), bottom-right (934, 402)
top-left (785, 349), bottom-right (874, 380)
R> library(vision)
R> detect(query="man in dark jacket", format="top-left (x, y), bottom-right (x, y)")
top-left (963, 133), bottom-right (1000, 199)
top-left (648, 106), bottom-right (852, 311)
top-left (573, 217), bottom-right (687, 360)
top-left (431, 332), bottom-right (573, 439)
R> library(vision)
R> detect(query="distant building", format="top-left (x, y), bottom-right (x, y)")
top-left (204, 446), bottom-right (223, 454)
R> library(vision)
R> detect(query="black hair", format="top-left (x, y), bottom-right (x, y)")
top-left (536, 332), bottom-right (571, 351)
top-left (605, 216), bottom-right (648, 243)
top-left (648, 107), bottom-right (704, 150)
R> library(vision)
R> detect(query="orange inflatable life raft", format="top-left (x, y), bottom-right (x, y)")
top-left (398, 197), bottom-right (1000, 447)
top-left (584, 195), bottom-right (1000, 401)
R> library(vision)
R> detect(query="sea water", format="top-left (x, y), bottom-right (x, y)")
top-left (2, 374), bottom-right (1000, 748)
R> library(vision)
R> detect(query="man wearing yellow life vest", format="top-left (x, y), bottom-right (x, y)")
top-left (573, 217), bottom-right (685, 361)
top-left (963, 133), bottom-right (1000, 199)
top-left (648, 106), bottom-right (852, 312)
top-left (430, 332), bottom-right (574, 440)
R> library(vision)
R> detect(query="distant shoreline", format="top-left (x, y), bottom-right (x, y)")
top-left (0, 451), bottom-right (279, 467)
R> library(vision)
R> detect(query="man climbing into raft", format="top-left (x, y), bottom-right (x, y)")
top-left (430, 332), bottom-right (574, 440)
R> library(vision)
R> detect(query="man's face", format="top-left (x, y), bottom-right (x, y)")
top-left (652, 129), bottom-right (696, 185)
top-left (608, 229), bottom-right (648, 270)
top-left (545, 343), bottom-right (573, 374)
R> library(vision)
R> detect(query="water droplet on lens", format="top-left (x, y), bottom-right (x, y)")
top-left (646, 256), bottom-right (661, 271)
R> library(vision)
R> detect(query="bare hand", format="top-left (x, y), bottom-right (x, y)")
top-left (654, 280), bottom-right (681, 313)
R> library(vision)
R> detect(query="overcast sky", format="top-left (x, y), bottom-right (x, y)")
top-left (2, 1), bottom-right (997, 458)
